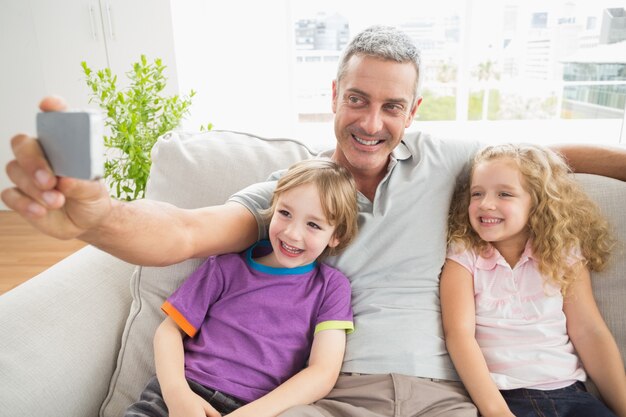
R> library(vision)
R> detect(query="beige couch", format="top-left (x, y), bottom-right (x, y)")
top-left (1, 130), bottom-right (624, 417)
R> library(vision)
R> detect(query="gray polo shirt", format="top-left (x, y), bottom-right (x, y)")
top-left (229, 131), bottom-right (480, 381)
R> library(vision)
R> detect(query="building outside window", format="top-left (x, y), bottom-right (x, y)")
top-left (562, 42), bottom-right (626, 119)
top-left (290, 0), bottom-right (626, 149)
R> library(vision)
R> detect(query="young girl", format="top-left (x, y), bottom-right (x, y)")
top-left (125, 158), bottom-right (359, 417)
top-left (441, 144), bottom-right (626, 417)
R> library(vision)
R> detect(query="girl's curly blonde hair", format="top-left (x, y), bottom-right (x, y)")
top-left (448, 143), bottom-right (614, 294)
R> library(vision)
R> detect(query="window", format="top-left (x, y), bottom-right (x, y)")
top-left (290, 0), bottom-right (626, 149)
top-left (531, 12), bottom-right (549, 29)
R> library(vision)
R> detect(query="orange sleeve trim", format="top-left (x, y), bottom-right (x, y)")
top-left (161, 301), bottom-right (197, 337)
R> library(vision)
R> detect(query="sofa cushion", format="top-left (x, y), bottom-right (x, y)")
top-left (100, 130), bottom-right (317, 417)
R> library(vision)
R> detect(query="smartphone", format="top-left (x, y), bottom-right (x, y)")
top-left (36, 110), bottom-right (104, 180)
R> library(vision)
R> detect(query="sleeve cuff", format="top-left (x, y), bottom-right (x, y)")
top-left (162, 301), bottom-right (197, 337)
top-left (314, 320), bottom-right (354, 335)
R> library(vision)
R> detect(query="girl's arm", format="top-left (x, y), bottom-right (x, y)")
top-left (226, 328), bottom-right (346, 417)
top-left (440, 260), bottom-right (515, 417)
top-left (564, 263), bottom-right (626, 417)
top-left (154, 317), bottom-right (221, 417)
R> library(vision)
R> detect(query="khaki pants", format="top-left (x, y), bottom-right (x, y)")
top-left (278, 373), bottom-right (478, 417)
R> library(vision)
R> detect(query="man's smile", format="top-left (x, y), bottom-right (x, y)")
top-left (352, 134), bottom-right (382, 146)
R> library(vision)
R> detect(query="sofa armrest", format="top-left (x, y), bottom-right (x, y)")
top-left (0, 245), bottom-right (135, 417)
top-left (574, 174), bottom-right (626, 398)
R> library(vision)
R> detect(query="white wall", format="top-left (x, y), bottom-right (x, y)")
top-left (0, 2), bottom-right (46, 210)
top-left (170, 0), bottom-right (295, 138)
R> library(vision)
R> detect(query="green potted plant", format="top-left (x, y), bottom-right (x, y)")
top-left (82, 55), bottom-right (208, 201)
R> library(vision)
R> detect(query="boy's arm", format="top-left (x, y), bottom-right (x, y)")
top-left (440, 260), bottom-right (515, 417)
top-left (564, 264), bottom-right (626, 417)
top-left (550, 144), bottom-right (626, 181)
top-left (226, 329), bottom-right (347, 417)
top-left (154, 317), bottom-right (221, 417)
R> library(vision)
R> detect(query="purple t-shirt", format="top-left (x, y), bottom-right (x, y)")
top-left (162, 240), bottom-right (353, 403)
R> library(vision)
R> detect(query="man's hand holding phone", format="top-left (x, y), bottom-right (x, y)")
top-left (1, 97), bottom-right (113, 241)
top-left (37, 109), bottom-right (104, 180)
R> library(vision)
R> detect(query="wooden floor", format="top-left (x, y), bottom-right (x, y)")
top-left (0, 210), bottom-right (86, 295)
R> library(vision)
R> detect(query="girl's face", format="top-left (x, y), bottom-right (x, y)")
top-left (267, 183), bottom-right (340, 268)
top-left (468, 158), bottom-right (533, 254)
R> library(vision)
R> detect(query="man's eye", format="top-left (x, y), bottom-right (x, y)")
top-left (384, 104), bottom-right (403, 113)
top-left (348, 96), bottom-right (362, 104)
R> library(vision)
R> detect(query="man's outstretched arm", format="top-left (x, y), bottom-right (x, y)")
top-left (551, 143), bottom-right (626, 182)
top-left (82, 200), bottom-right (259, 266)
top-left (2, 96), bottom-right (258, 266)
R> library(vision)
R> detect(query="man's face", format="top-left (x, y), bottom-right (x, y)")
top-left (332, 55), bottom-right (420, 178)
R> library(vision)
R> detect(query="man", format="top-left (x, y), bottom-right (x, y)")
top-left (3, 26), bottom-right (626, 416)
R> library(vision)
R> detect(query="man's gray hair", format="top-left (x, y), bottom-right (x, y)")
top-left (337, 25), bottom-right (422, 99)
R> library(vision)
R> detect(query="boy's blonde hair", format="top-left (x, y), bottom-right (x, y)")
top-left (448, 143), bottom-right (614, 294)
top-left (262, 158), bottom-right (359, 258)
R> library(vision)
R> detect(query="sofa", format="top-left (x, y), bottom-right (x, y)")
top-left (1, 130), bottom-right (624, 417)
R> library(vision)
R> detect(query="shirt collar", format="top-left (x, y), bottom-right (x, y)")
top-left (392, 140), bottom-right (412, 161)
top-left (475, 240), bottom-right (535, 270)
top-left (246, 240), bottom-right (317, 275)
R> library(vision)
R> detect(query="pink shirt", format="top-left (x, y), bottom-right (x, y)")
top-left (446, 242), bottom-right (586, 390)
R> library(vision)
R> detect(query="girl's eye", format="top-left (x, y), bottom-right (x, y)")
top-left (470, 192), bottom-right (483, 198)
top-left (278, 209), bottom-right (290, 218)
top-left (499, 192), bottom-right (513, 197)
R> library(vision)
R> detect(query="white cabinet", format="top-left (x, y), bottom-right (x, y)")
top-left (29, 0), bottom-right (179, 108)
top-left (0, 0), bottom-right (180, 208)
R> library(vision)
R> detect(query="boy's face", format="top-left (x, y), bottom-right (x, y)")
top-left (268, 183), bottom-right (339, 268)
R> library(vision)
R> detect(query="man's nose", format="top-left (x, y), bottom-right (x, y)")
top-left (360, 108), bottom-right (383, 135)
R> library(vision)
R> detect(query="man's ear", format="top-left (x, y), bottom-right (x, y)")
top-left (405, 96), bottom-right (422, 128)
top-left (331, 79), bottom-right (338, 114)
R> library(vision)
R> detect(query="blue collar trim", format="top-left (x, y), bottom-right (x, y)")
top-left (246, 240), bottom-right (317, 275)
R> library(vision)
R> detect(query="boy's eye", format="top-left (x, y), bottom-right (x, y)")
top-left (307, 222), bottom-right (321, 230)
top-left (499, 192), bottom-right (513, 197)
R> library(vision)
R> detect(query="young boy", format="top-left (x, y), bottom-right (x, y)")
top-left (125, 158), bottom-right (359, 417)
